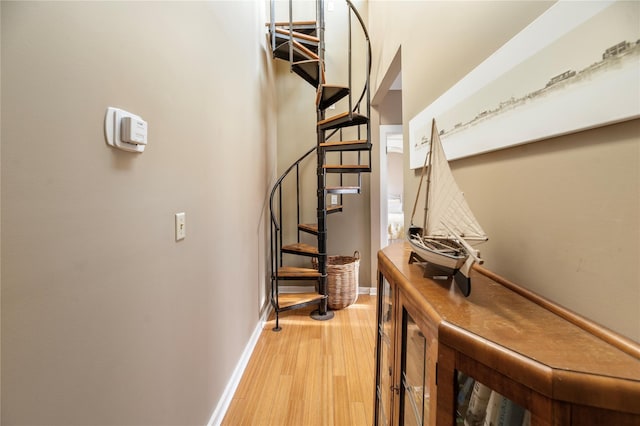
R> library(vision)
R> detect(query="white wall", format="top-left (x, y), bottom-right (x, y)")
top-left (1, 1), bottom-right (276, 424)
top-left (368, 0), bottom-right (640, 341)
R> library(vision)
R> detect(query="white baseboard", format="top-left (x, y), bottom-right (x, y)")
top-left (206, 309), bottom-right (269, 426)
top-left (366, 286), bottom-right (377, 295)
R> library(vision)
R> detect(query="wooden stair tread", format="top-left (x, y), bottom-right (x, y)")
top-left (317, 84), bottom-right (350, 110)
top-left (317, 111), bottom-right (368, 131)
top-left (277, 266), bottom-right (321, 279)
top-left (292, 60), bottom-right (325, 88)
top-left (327, 204), bottom-right (343, 214)
top-left (321, 84), bottom-right (349, 92)
top-left (291, 39), bottom-right (318, 60)
top-left (323, 164), bottom-right (370, 171)
top-left (295, 59), bottom-right (322, 67)
top-left (318, 111), bottom-right (349, 125)
top-left (320, 139), bottom-right (369, 151)
top-left (267, 20), bottom-right (316, 28)
top-left (277, 292), bottom-right (325, 310)
top-left (326, 186), bottom-right (361, 194)
top-left (298, 223), bottom-right (319, 235)
top-left (273, 40), bottom-right (319, 62)
top-left (282, 243), bottom-right (320, 256)
top-left (275, 27), bottom-right (319, 43)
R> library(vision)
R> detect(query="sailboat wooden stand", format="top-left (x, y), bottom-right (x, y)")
top-left (407, 119), bottom-right (488, 296)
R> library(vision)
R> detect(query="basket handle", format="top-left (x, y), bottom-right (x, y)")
top-left (354, 251), bottom-right (360, 260)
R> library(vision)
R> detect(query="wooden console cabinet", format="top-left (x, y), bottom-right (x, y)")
top-left (374, 242), bottom-right (640, 426)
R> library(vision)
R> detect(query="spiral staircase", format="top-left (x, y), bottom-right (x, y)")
top-left (268, 0), bottom-right (371, 331)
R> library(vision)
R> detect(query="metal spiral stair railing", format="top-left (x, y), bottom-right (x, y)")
top-left (268, 0), bottom-right (371, 331)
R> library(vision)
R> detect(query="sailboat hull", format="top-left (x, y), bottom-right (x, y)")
top-left (407, 227), bottom-right (468, 272)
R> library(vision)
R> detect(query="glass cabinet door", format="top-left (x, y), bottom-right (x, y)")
top-left (375, 274), bottom-right (394, 426)
top-left (455, 372), bottom-right (531, 426)
top-left (400, 308), bottom-right (436, 426)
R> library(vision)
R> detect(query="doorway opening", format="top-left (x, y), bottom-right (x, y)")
top-left (370, 48), bottom-right (403, 283)
top-left (379, 126), bottom-right (404, 247)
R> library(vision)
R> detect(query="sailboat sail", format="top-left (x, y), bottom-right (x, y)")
top-left (408, 118), bottom-right (487, 296)
top-left (425, 124), bottom-right (487, 241)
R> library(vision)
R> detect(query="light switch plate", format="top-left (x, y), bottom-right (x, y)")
top-left (175, 212), bottom-right (186, 241)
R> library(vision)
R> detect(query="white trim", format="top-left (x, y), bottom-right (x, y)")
top-left (206, 310), bottom-right (268, 426)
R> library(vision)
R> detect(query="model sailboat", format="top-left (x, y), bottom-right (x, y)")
top-left (407, 119), bottom-right (488, 296)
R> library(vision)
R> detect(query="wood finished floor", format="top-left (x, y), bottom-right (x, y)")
top-left (222, 295), bottom-right (377, 426)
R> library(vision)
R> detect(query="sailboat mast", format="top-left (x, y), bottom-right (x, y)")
top-left (409, 126), bottom-right (431, 229)
top-left (422, 120), bottom-right (436, 233)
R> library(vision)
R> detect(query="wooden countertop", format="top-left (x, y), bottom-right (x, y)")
top-left (379, 242), bottom-right (640, 414)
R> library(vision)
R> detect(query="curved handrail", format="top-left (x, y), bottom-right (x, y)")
top-left (326, 0), bottom-right (371, 141)
top-left (269, 144), bottom-right (318, 230)
top-left (346, 0), bottom-right (371, 115)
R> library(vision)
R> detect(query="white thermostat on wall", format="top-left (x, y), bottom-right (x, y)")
top-left (105, 107), bottom-right (148, 153)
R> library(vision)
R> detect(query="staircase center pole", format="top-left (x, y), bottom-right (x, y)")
top-left (317, 0), bottom-right (327, 316)
top-left (316, 140), bottom-right (328, 317)
top-left (312, 0), bottom-right (333, 321)
top-left (316, 0), bottom-right (326, 286)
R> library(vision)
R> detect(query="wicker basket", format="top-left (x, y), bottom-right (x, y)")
top-left (313, 251), bottom-right (360, 310)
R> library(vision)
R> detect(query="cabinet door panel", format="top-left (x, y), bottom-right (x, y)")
top-left (400, 305), bottom-right (438, 426)
top-left (401, 310), bottom-right (426, 425)
top-left (450, 352), bottom-right (537, 426)
top-left (376, 273), bottom-right (395, 426)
